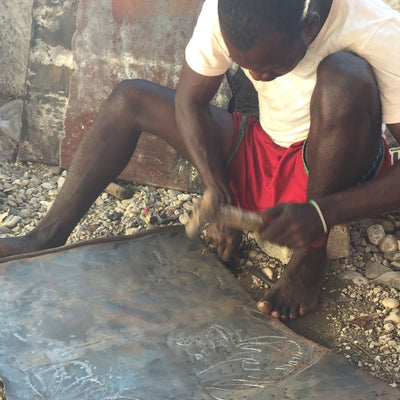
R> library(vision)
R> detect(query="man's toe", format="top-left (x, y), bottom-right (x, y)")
top-left (257, 300), bottom-right (272, 315)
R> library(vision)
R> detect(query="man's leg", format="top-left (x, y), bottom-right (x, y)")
top-left (0, 80), bottom-right (234, 257)
top-left (258, 52), bottom-right (383, 320)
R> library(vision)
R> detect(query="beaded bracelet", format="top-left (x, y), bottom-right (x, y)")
top-left (309, 200), bottom-right (328, 235)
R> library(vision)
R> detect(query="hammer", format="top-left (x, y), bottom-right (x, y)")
top-left (185, 190), bottom-right (327, 247)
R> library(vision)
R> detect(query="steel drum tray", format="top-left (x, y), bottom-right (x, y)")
top-left (0, 227), bottom-right (398, 399)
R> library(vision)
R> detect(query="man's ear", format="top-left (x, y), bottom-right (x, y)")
top-left (301, 11), bottom-right (321, 45)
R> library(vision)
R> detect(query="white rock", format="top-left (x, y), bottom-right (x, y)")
top-left (57, 176), bottom-right (65, 188)
top-left (255, 235), bottom-right (292, 265)
top-left (367, 224), bottom-right (385, 246)
top-left (262, 267), bottom-right (274, 280)
top-left (178, 213), bottom-right (190, 225)
top-left (384, 323), bottom-right (395, 332)
top-left (379, 235), bottom-right (398, 253)
top-left (338, 271), bottom-right (369, 286)
top-left (382, 298), bottom-right (400, 309)
top-left (385, 312), bottom-right (400, 324)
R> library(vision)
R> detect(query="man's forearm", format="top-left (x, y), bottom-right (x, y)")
top-left (175, 97), bottom-right (233, 202)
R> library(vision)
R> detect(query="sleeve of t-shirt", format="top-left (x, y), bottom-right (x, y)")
top-left (361, 16), bottom-right (400, 125)
top-left (185, 0), bottom-right (232, 76)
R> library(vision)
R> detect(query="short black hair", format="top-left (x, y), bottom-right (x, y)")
top-left (218, 0), bottom-right (310, 50)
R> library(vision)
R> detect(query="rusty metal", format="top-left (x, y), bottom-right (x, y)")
top-left (0, 228), bottom-right (398, 399)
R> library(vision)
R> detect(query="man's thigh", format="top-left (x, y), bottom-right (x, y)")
top-left (112, 79), bottom-right (235, 163)
top-left (306, 51), bottom-right (383, 195)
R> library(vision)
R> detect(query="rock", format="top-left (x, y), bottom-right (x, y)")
top-left (385, 312), bottom-right (400, 324)
top-left (384, 323), bottom-right (395, 333)
top-left (57, 176), bottom-right (65, 188)
top-left (327, 224), bottom-right (351, 260)
top-left (374, 271), bottom-right (400, 290)
top-left (41, 182), bottom-right (54, 190)
top-left (1, 215), bottom-right (22, 229)
top-left (383, 251), bottom-right (400, 262)
top-left (338, 271), bottom-right (369, 286)
top-left (380, 220), bottom-right (395, 233)
top-left (19, 209), bottom-right (32, 219)
top-left (382, 298), bottom-right (400, 309)
top-left (178, 213), bottom-right (190, 225)
top-left (391, 262), bottom-right (400, 270)
top-left (0, 226), bottom-right (11, 234)
top-left (367, 224), bottom-right (386, 246)
top-left (105, 182), bottom-right (130, 200)
top-left (365, 261), bottom-right (391, 279)
top-left (255, 235), bottom-right (292, 265)
top-left (262, 267), bottom-right (274, 280)
top-left (379, 235), bottom-right (398, 253)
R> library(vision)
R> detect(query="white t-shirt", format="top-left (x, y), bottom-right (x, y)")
top-left (185, 0), bottom-right (400, 147)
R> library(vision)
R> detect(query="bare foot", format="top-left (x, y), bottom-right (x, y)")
top-left (0, 235), bottom-right (44, 258)
top-left (257, 246), bottom-right (327, 321)
top-left (206, 221), bottom-right (242, 262)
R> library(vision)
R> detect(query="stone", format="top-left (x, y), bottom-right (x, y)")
top-left (262, 267), bottom-right (274, 280)
top-left (105, 182), bottom-right (130, 200)
top-left (367, 224), bottom-right (385, 246)
top-left (338, 271), bottom-right (369, 286)
top-left (385, 312), bottom-right (400, 325)
top-left (384, 323), bottom-right (395, 333)
top-left (365, 261), bottom-right (391, 279)
top-left (41, 182), bottom-right (54, 190)
top-left (19, 209), bottom-right (32, 219)
top-left (178, 213), bottom-right (190, 225)
top-left (57, 176), bottom-right (65, 188)
top-left (382, 298), bottom-right (400, 309)
top-left (379, 235), bottom-right (398, 253)
top-left (327, 224), bottom-right (351, 260)
top-left (2, 215), bottom-right (22, 229)
top-left (380, 220), bottom-right (395, 233)
top-left (383, 251), bottom-right (400, 262)
top-left (391, 262), bottom-right (400, 270)
top-left (255, 235), bottom-right (292, 265)
top-left (0, 226), bottom-right (11, 234)
top-left (374, 271), bottom-right (400, 290)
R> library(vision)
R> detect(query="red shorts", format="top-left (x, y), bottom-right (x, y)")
top-left (226, 113), bottom-right (391, 213)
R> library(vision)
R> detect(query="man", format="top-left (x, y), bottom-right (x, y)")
top-left (1, 0), bottom-right (400, 321)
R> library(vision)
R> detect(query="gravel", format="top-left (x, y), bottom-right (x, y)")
top-left (2, 160), bottom-right (400, 389)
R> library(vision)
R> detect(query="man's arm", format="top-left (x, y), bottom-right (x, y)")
top-left (175, 61), bottom-right (234, 204)
top-left (260, 123), bottom-right (400, 249)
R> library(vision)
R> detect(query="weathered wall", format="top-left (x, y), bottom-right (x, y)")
top-left (18, 0), bottom-right (79, 164)
top-left (0, 0), bottom-right (33, 99)
top-left (0, 0), bottom-right (32, 161)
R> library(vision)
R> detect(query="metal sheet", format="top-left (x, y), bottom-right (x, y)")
top-left (0, 228), bottom-right (398, 399)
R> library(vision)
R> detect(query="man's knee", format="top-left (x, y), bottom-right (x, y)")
top-left (315, 52), bottom-right (380, 120)
top-left (108, 79), bottom-right (151, 112)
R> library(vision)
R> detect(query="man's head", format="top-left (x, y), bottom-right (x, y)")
top-left (218, 0), bottom-right (312, 50)
top-left (218, 0), bottom-right (322, 81)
